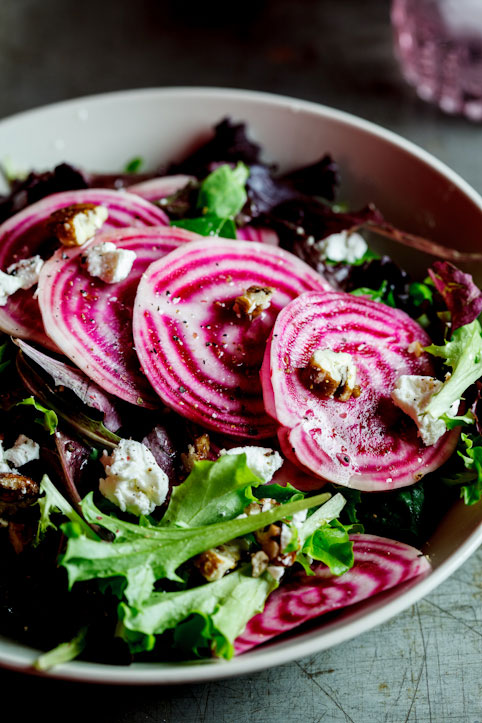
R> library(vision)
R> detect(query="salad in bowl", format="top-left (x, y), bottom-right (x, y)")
top-left (0, 101), bottom-right (481, 679)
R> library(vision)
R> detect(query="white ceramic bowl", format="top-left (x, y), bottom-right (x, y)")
top-left (1, 87), bottom-right (481, 685)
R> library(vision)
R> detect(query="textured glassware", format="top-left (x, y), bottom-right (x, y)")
top-left (392, 0), bottom-right (482, 120)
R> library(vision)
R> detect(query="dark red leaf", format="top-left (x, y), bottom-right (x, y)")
top-left (428, 261), bottom-right (482, 331)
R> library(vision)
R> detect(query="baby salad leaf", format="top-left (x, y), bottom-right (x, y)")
top-left (61, 488), bottom-right (331, 605)
top-left (123, 157), bottom-right (144, 174)
top-left (425, 320), bottom-right (482, 419)
top-left (428, 261), bottom-right (482, 332)
top-left (170, 163), bottom-right (248, 239)
top-left (161, 455), bottom-right (262, 528)
top-left (16, 353), bottom-right (120, 448)
top-left (171, 216), bottom-right (236, 239)
top-left (36, 475), bottom-right (99, 544)
top-left (300, 520), bottom-right (356, 577)
top-left (454, 433), bottom-right (482, 505)
top-left (197, 162), bottom-right (249, 218)
top-left (33, 626), bottom-right (88, 671)
top-left (118, 565), bottom-right (277, 658)
top-left (16, 396), bottom-right (58, 434)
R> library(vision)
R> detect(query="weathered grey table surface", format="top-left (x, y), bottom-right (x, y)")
top-left (1, 1), bottom-right (481, 721)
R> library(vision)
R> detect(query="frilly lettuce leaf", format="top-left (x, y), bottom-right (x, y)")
top-left (425, 320), bottom-right (482, 419)
top-left (61, 474), bottom-right (331, 604)
top-left (117, 565), bottom-right (277, 659)
top-left (36, 474), bottom-right (99, 545)
top-left (160, 454), bottom-right (261, 528)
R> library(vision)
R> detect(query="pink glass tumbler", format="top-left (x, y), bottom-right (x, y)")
top-left (392, 0), bottom-right (482, 120)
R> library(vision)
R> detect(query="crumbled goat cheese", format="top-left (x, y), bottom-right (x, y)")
top-left (0, 441), bottom-right (12, 474)
top-left (313, 230), bottom-right (367, 264)
top-left (99, 438), bottom-right (169, 516)
top-left (7, 255), bottom-right (44, 289)
top-left (49, 204), bottom-right (108, 246)
top-left (267, 565), bottom-right (285, 583)
top-left (306, 349), bottom-right (359, 401)
top-left (0, 255), bottom-right (44, 306)
top-left (232, 285), bottom-right (274, 320)
top-left (391, 375), bottom-right (457, 446)
top-left (220, 446), bottom-right (283, 482)
top-left (251, 550), bottom-right (270, 577)
top-left (195, 542), bottom-right (242, 582)
top-left (85, 241), bottom-right (137, 284)
top-left (4, 435), bottom-right (40, 468)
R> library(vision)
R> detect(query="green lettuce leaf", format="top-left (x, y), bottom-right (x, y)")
top-left (61, 487), bottom-right (331, 604)
top-left (170, 163), bottom-right (248, 239)
top-left (118, 565), bottom-right (276, 659)
top-left (36, 475), bottom-right (99, 545)
top-left (161, 454), bottom-right (261, 527)
top-left (16, 396), bottom-right (58, 434)
top-left (171, 216), bottom-right (236, 239)
top-left (454, 433), bottom-right (482, 505)
top-left (300, 520), bottom-right (356, 576)
top-left (425, 320), bottom-right (482, 419)
top-left (197, 162), bottom-right (249, 218)
top-left (33, 626), bottom-right (88, 670)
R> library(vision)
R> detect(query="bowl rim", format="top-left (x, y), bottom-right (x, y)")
top-left (0, 85), bottom-right (481, 686)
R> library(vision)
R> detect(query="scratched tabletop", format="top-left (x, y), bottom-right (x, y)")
top-left (1, 1), bottom-right (482, 721)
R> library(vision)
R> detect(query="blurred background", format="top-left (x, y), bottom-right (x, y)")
top-left (0, 0), bottom-right (480, 191)
top-left (0, 1), bottom-right (481, 721)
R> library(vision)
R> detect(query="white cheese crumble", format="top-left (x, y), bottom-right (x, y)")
top-left (85, 241), bottom-right (137, 284)
top-left (0, 255), bottom-right (44, 306)
top-left (308, 349), bottom-right (358, 401)
top-left (220, 446), bottom-right (283, 482)
top-left (99, 438), bottom-right (169, 516)
top-left (391, 375), bottom-right (457, 446)
top-left (4, 434), bottom-right (40, 467)
top-left (313, 230), bottom-right (368, 264)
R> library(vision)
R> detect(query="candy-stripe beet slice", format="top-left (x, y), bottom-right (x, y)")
top-left (261, 291), bottom-right (459, 490)
top-left (133, 239), bottom-right (331, 438)
top-left (234, 533), bottom-right (430, 654)
top-left (0, 189), bottom-right (168, 348)
top-left (237, 226), bottom-right (279, 246)
top-left (38, 226), bottom-right (198, 407)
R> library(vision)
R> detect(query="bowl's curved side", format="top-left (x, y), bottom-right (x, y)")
top-left (0, 86), bottom-right (481, 685)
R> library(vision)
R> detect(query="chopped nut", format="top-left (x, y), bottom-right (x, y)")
top-left (195, 542), bottom-right (241, 582)
top-left (251, 550), bottom-right (269, 577)
top-left (0, 473), bottom-right (39, 517)
top-left (232, 286), bottom-right (274, 320)
top-left (408, 341), bottom-right (424, 357)
top-left (181, 433), bottom-right (211, 473)
top-left (49, 203), bottom-right (108, 246)
top-left (305, 349), bottom-right (359, 401)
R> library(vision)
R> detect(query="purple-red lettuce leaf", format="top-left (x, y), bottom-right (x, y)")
top-left (168, 118), bottom-right (262, 178)
top-left (0, 163), bottom-right (89, 223)
top-left (14, 339), bottom-right (122, 433)
top-left (428, 261), bottom-right (482, 332)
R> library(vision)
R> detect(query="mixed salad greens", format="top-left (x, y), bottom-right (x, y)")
top-left (0, 119), bottom-right (481, 669)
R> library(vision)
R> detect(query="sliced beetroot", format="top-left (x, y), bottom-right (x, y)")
top-left (133, 239), bottom-right (331, 438)
top-left (14, 338), bottom-right (122, 432)
top-left (261, 291), bottom-right (459, 490)
top-left (237, 225), bottom-right (279, 246)
top-left (38, 226), bottom-right (198, 407)
top-left (235, 533), bottom-right (430, 654)
top-left (0, 188), bottom-right (168, 348)
top-left (127, 174), bottom-right (195, 202)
